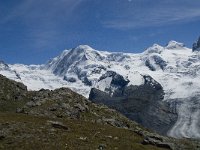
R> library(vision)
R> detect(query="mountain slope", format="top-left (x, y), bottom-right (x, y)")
top-left (2, 74), bottom-right (199, 150)
top-left (89, 74), bottom-right (178, 136)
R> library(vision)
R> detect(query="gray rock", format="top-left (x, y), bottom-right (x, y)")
top-left (145, 55), bottom-right (167, 71)
top-left (193, 36), bottom-right (200, 52)
top-left (74, 103), bottom-right (87, 112)
top-left (142, 137), bottom-right (173, 150)
top-left (60, 103), bottom-right (71, 110)
top-left (16, 108), bottom-right (24, 113)
top-left (102, 118), bottom-right (128, 128)
top-left (26, 101), bottom-right (36, 108)
top-left (89, 75), bottom-right (177, 135)
top-left (63, 76), bottom-right (76, 82)
top-left (48, 121), bottom-right (69, 130)
top-left (99, 71), bottom-right (129, 87)
top-left (0, 134), bottom-right (5, 140)
top-left (98, 144), bottom-right (106, 150)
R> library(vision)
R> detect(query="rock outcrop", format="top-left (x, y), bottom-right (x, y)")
top-left (89, 74), bottom-right (178, 135)
top-left (193, 37), bottom-right (200, 51)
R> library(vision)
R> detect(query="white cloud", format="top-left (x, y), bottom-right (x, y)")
top-left (0, 0), bottom-right (84, 25)
top-left (102, 1), bottom-right (200, 29)
top-left (0, 0), bottom-right (85, 50)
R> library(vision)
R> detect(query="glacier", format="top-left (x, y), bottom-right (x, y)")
top-left (1, 41), bottom-right (200, 138)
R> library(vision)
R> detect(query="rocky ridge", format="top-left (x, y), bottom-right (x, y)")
top-left (193, 37), bottom-right (200, 51)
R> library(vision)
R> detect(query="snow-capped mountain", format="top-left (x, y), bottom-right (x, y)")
top-left (44, 42), bottom-right (200, 100)
top-left (1, 38), bottom-right (200, 139)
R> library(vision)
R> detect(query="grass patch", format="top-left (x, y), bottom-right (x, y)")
top-left (0, 112), bottom-right (167, 150)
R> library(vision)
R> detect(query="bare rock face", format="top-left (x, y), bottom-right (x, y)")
top-left (89, 74), bottom-right (178, 135)
top-left (193, 37), bottom-right (200, 52)
top-left (0, 61), bottom-right (9, 70)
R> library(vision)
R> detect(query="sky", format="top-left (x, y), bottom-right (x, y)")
top-left (0, 0), bottom-right (200, 64)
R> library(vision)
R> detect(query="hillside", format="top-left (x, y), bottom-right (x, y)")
top-left (0, 75), bottom-right (200, 150)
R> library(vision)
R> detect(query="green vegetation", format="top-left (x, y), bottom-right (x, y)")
top-left (0, 74), bottom-right (199, 150)
top-left (0, 113), bottom-right (167, 150)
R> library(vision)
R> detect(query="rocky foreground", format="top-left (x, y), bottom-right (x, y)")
top-left (0, 74), bottom-right (199, 150)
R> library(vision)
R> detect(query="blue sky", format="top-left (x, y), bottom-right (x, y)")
top-left (0, 0), bottom-right (200, 64)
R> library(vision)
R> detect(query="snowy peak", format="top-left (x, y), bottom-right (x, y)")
top-left (75, 45), bottom-right (93, 51)
top-left (70, 45), bottom-right (94, 57)
top-left (0, 60), bottom-right (9, 70)
top-left (74, 45), bottom-right (105, 61)
top-left (46, 45), bottom-right (105, 76)
top-left (165, 40), bottom-right (185, 49)
top-left (44, 46), bottom-right (93, 71)
top-left (144, 41), bottom-right (185, 54)
top-left (145, 44), bottom-right (164, 54)
top-left (70, 45), bottom-right (104, 61)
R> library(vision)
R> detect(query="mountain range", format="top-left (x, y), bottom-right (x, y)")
top-left (1, 37), bottom-right (200, 139)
